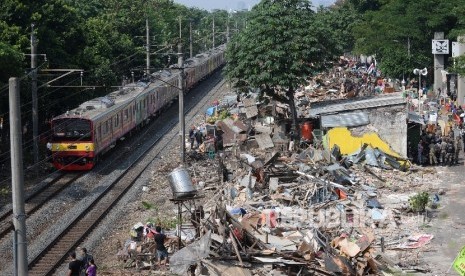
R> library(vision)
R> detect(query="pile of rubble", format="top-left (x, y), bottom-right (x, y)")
top-left (115, 65), bottom-right (440, 275)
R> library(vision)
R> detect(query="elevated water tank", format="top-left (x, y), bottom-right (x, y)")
top-left (168, 167), bottom-right (197, 199)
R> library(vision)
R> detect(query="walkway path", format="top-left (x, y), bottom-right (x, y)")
top-left (422, 154), bottom-right (465, 275)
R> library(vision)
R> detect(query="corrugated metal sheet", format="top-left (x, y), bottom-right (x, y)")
top-left (245, 105), bottom-right (258, 118)
top-left (242, 98), bottom-right (258, 118)
top-left (308, 93), bottom-right (406, 117)
top-left (254, 123), bottom-right (272, 134)
top-left (242, 98), bottom-right (256, 107)
top-left (408, 112), bottom-right (425, 125)
top-left (217, 118), bottom-right (247, 134)
top-left (321, 112), bottom-right (370, 128)
top-left (255, 133), bottom-right (274, 149)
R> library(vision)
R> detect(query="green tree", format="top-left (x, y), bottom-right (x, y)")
top-left (225, 0), bottom-right (338, 138)
top-left (314, 3), bottom-right (360, 54)
top-left (352, 0), bottom-right (465, 79)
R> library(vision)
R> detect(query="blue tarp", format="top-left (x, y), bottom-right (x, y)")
top-left (206, 106), bottom-right (215, 116)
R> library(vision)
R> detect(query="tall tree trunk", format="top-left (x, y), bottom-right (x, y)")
top-left (286, 86), bottom-right (300, 145)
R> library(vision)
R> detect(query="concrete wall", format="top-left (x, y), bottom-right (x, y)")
top-left (338, 105), bottom-right (407, 157)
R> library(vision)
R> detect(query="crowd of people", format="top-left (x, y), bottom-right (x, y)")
top-left (414, 128), bottom-right (463, 166)
top-left (410, 101), bottom-right (465, 167)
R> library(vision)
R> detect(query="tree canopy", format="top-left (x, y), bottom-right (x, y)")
top-left (0, 0), bottom-right (245, 161)
top-left (224, 0), bottom-right (343, 137)
top-left (352, 0), bottom-right (465, 79)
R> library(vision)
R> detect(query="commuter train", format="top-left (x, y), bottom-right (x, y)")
top-left (50, 45), bottom-right (225, 170)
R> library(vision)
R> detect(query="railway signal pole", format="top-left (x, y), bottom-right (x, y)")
top-left (178, 43), bottom-right (186, 163)
top-left (9, 77), bottom-right (28, 276)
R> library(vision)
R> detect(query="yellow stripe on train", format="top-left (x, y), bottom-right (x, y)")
top-left (51, 143), bottom-right (94, 152)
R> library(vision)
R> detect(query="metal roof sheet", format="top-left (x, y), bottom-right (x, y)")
top-left (408, 112), bottom-right (426, 125)
top-left (245, 105), bottom-right (259, 118)
top-left (255, 133), bottom-right (274, 149)
top-left (308, 93), bottom-right (406, 118)
top-left (321, 112), bottom-right (370, 128)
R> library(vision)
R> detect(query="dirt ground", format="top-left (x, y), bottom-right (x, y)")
top-left (420, 152), bottom-right (465, 275)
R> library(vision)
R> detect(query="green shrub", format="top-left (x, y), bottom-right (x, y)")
top-left (409, 192), bottom-right (429, 212)
top-left (141, 201), bottom-right (154, 210)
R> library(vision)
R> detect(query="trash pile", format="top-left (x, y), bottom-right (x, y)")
top-left (159, 91), bottom-right (441, 275)
top-left (292, 57), bottom-right (400, 118)
top-left (116, 65), bottom-right (442, 275)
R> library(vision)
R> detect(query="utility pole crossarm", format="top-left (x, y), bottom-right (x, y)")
top-left (39, 69), bottom-right (84, 88)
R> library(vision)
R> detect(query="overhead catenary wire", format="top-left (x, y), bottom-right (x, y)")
top-left (0, 33), bottom-right (217, 175)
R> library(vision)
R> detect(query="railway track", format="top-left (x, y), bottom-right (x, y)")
top-left (0, 173), bottom-right (81, 243)
top-left (28, 75), bottom-right (226, 275)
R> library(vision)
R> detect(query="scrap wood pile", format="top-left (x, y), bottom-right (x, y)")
top-left (166, 141), bottom-right (440, 275)
top-left (294, 57), bottom-right (380, 112)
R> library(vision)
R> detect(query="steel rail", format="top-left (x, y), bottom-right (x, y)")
top-left (28, 73), bottom-right (225, 275)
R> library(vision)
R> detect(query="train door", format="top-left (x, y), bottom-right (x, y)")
top-left (143, 97), bottom-right (147, 120)
top-left (108, 117), bottom-right (114, 144)
top-left (96, 125), bottom-right (102, 152)
top-left (135, 100), bottom-right (141, 125)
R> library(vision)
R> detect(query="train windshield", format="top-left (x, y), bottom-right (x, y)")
top-left (52, 118), bottom-right (92, 141)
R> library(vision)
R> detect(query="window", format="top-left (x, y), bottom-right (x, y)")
top-left (51, 118), bottom-right (91, 142)
top-left (115, 114), bottom-right (119, 127)
top-left (124, 109), bottom-right (129, 120)
top-left (104, 121), bottom-right (109, 135)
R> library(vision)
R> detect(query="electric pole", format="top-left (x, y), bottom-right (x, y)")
top-left (212, 17), bottom-right (215, 49)
top-left (179, 16), bottom-right (182, 39)
top-left (9, 77), bottom-right (28, 276)
top-left (146, 19), bottom-right (150, 75)
top-left (31, 24), bottom-right (39, 175)
top-left (227, 15), bottom-right (230, 43)
top-left (178, 43), bottom-right (185, 163)
top-left (189, 20), bottom-right (193, 58)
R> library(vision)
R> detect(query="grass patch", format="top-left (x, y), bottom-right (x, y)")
top-left (419, 223), bottom-right (431, 229)
top-left (0, 187), bottom-right (9, 196)
top-left (141, 201), bottom-right (154, 210)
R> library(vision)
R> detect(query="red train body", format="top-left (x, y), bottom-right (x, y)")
top-left (50, 45), bottom-right (225, 170)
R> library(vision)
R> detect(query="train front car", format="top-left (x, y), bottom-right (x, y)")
top-left (51, 116), bottom-right (95, 170)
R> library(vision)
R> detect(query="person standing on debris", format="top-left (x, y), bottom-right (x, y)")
top-left (195, 127), bottom-right (203, 147)
top-left (417, 141), bottom-right (424, 165)
top-left (440, 138), bottom-right (448, 165)
top-left (407, 141), bottom-right (414, 161)
top-left (429, 142), bottom-right (437, 166)
top-left (446, 139), bottom-right (455, 166)
top-left (214, 127), bottom-right (224, 152)
top-left (455, 135), bottom-right (462, 164)
top-left (189, 126), bottom-right (196, 149)
top-left (67, 251), bottom-right (82, 276)
top-left (154, 226), bottom-right (169, 269)
top-left (460, 126), bottom-right (465, 152)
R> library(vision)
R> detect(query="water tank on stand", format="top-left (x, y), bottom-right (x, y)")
top-left (168, 167), bottom-right (197, 199)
